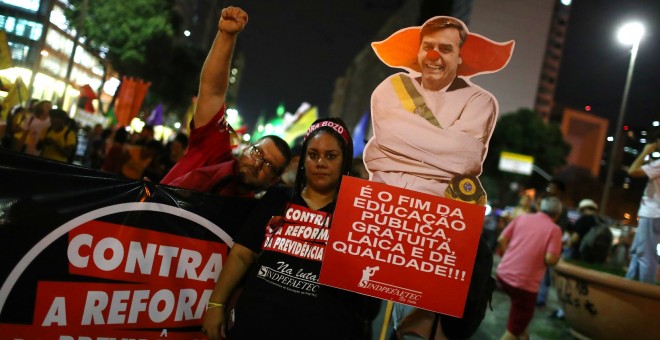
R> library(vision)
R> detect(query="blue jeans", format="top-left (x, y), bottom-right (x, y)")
top-left (536, 267), bottom-right (551, 305)
top-left (625, 217), bottom-right (660, 284)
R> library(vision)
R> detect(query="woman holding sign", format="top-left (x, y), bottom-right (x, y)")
top-left (202, 117), bottom-right (379, 339)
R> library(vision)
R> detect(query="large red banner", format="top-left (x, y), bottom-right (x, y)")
top-left (319, 176), bottom-right (485, 317)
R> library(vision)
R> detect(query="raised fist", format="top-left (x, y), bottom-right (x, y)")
top-left (219, 6), bottom-right (248, 35)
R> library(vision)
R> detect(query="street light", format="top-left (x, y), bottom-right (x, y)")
top-left (600, 22), bottom-right (645, 215)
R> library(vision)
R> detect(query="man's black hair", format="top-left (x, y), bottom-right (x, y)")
top-left (258, 135), bottom-right (292, 175)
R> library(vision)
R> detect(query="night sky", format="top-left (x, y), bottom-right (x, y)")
top-left (227, 0), bottom-right (401, 127)
top-left (225, 0), bottom-right (659, 131)
top-left (555, 0), bottom-right (660, 131)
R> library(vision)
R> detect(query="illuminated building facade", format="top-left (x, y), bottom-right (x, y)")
top-left (0, 0), bottom-right (111, 123)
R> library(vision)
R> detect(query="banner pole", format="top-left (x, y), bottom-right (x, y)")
top-left (379, 300), bottom-right (394, 340)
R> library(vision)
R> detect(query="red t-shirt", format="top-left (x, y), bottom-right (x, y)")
top-left (160, 106), bottom-right (239, 194)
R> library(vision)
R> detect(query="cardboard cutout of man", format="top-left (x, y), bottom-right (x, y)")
top-left (363, 16), bottom-right (514, 339)
top-left (365, 17), bottom-right (513, 204)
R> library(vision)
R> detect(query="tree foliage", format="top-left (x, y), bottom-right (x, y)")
top-left (483, 108), bottom-right (571, 202)
top-left (66, 0), bottom-right (203, 112)
top-left (66, 0), bottom-right (174, 73)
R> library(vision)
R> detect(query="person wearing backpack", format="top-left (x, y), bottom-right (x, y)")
top-left (625, 129), bottom-right (660, 284)
top-left (38, 109), bottom-right (77, 163)
top-left (568, 198), bottom-right (612, 263)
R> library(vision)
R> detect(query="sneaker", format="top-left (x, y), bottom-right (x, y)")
top-left (549, 309), bottom-right (565, 320)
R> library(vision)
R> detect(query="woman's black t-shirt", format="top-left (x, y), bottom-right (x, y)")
top-left (229, 190), bottom-right (378, 339)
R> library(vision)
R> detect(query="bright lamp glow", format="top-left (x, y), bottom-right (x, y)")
top-left (617, 22), bottom-right (644, 45)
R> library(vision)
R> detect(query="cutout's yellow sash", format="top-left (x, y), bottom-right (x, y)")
top-left (391, 75), bottom-right (442, 129)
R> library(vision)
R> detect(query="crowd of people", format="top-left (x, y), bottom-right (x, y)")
top-left (1, 4), bottom-right (657, 340)
top-left (0, 99), bottom-right (192, 182)
top-left (486, 160), bottom-right (659, 338)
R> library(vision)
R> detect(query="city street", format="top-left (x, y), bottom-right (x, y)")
top-left (371, 254), bottom-right (576, 339)
top-left (473, 273), bottom-right (574, 339)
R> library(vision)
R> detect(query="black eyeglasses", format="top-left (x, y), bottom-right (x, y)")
top-left (248, 145), bottom-right (275, 175)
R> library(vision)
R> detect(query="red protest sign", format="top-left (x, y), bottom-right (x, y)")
top-left (319, 176), bottom-right (485, 317)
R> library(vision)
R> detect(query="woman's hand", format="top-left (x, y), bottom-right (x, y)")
top-left (202, 306), bottom-right (227, 340)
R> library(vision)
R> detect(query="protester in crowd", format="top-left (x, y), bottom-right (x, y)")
top-left (21, 100), bottom-right (52, 156)
top-left (120, 140), bottom-right (161, 180)
top-left (132, 124), bottom-right (154, 145)
top-left (150, 132), bottom-right (190, 182)
top-left (159, 6), bottom-right (290, 196)
top-left (100, 127), bottom-right (129, 174)
top-left (5, 100), bottom-right (39, 150)
top-left (551, 198), bottom-right (603, 320)
top-left (37, 109), bottom-right (77, 163)
top-left (362, 14), bottom-right (512, 332)
top-left (202, 114), bottom-right (381, 339)
top-left (566, 198), bottom-right (601, 260)
top-left (537, 178), bottom-right (572, 308)
top-left (85, 124), bottom-right (108, 169)
top-left (625, 129), bottom-right (660, 284)
top-left (510, 193), bottom-right (534, 219)
top-left (483, 204), bottom-right (504, 253)
top-left (497, 196), bottom-right (563, 340)
top-left (3, 106), bottom-right (27, 150)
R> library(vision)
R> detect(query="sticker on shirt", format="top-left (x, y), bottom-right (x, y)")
top-left (258, 204), bottom-right (330, 296)
top-left (256, 260), bottom-right (321, 297)
top-left (262, 204), bottom-right (330, 262)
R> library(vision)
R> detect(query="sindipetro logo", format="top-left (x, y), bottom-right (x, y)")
top-left (357, 264), bottom-right (422, 305)
top-left (359, 266), bottom-right (380, 287)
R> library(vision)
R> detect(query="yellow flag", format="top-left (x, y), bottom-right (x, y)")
top-left (0, 30), bottom-right (12, 70)
top-left (1, 77), bottom-right (28, 120)
top-left (284, 106), bottom-right (318, 144)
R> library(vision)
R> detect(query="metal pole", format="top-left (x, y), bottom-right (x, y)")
top-left (532, 165), bottom-right (553, 181)
top-left (600, 41), bottom-right (640, 215)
